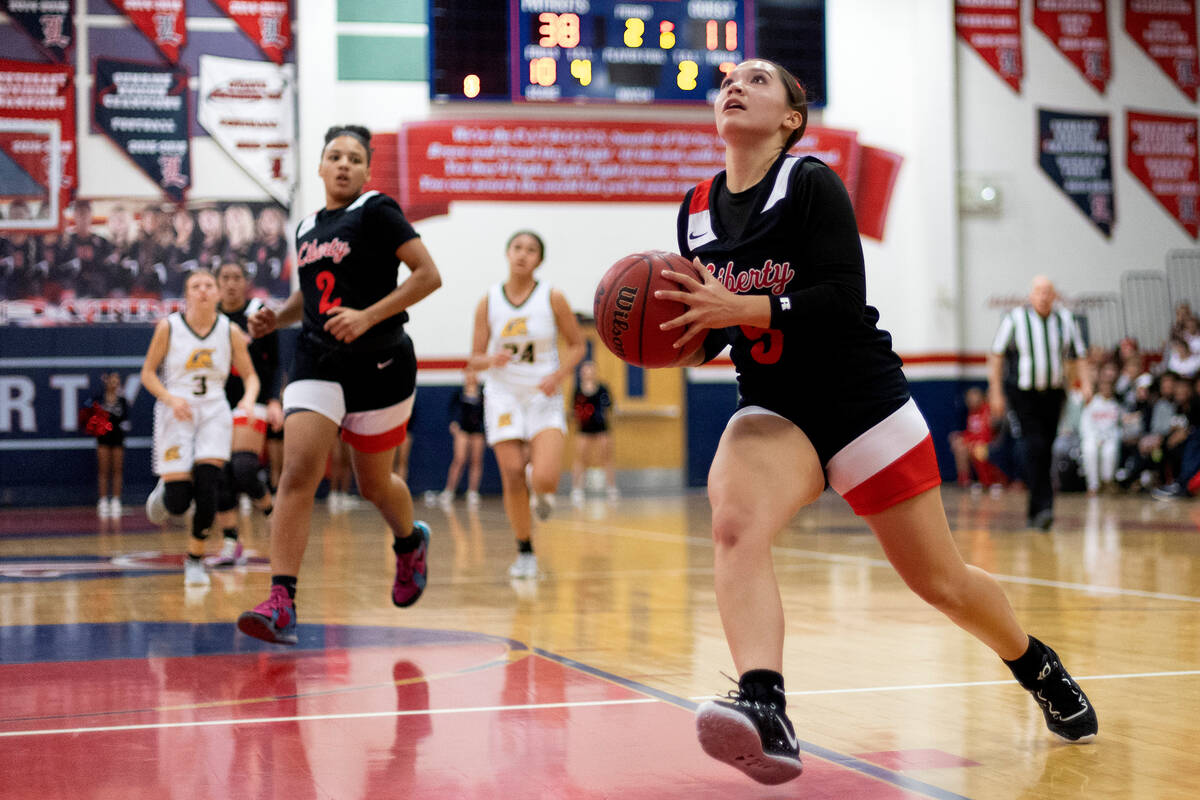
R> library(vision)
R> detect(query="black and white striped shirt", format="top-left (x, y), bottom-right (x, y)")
top-left (991, 305), bottom-right (1086, 391)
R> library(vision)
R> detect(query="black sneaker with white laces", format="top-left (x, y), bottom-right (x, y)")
top-left (695, 689), bottom-right (803, 785)
top-left (1011, 636), bottom-right (1098, 743)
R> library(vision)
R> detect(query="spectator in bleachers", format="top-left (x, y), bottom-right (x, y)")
top-left (126, 204), bottom-right (170, 297)
top-left (1164, 335), bottom-right (1200, 380)
top-left (221, 204), bottom-right (256, 272)
top-left (1152, 374), bottom-right (1200, 499)
top-left (1115, 351), bottom-right (1146, 406)
top-left (1170, 302), bottom-right (1200, 348)
top-left (949, 386), bottom-right (1005, 492)
top-left (1050, 364), bottom-right (1089, 494)
top-left (1080, 375), bottom-right (1122, 495)
top-left (1163, 375), bottom-right (1194, 483)
top-left (1116, 373), bottom-right (1155, 490)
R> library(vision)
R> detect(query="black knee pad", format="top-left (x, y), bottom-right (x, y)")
top-left (192, 463), bottom-right (222, 536)
top-left (231, 451), bottom-right (267, 500)
top-left (164, 481), bottom-right (193, 516)
top-left (216, 462), bottom-right (238, 513)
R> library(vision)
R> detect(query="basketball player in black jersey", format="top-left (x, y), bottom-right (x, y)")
top-left (237, 125), bottom-right (442, 645)
top-left (655, 60), bottom-right (1097, 784)
top-left (208, 259), bottom-right (280, 568)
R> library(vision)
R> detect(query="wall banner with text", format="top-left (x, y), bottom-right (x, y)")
top-left (1124, 0), bottom-right (1199, 101)
top-left (93, 59), bottom-right (191, 202)
top-left (197, 55), bottom-right (296, 207)
top-left (956, 0), bottom-right (1023, 92)
top-left (0, 59), bottom-right (76, 231)
top-left (1126, 109), bottom-right (1199, 239)
top-left (211, 0), bottom-right (292, 65)
top-left (1038, 108), bottom-right (1114, 237)
top-left (396, 119), bottom-right (901, 240)
top-left (1034, 0), bottom-right (1110, 93)
top-left (107, 0), bottom-right (186, 64)
top-left (3, 0), bottom-right (73, 63)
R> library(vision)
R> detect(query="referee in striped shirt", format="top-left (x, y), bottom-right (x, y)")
top-left (987, 276), bottom-right (1089, 531)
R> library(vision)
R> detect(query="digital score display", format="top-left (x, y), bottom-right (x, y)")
top-left (430, 1), bottom-right (753, 105)
top-left (517, 1), bottom-right (749, 103)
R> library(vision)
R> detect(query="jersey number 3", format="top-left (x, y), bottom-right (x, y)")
top-left (740, 325), bottom-right (783, 365)
top-left (316, 271), bottom-right (342, 314)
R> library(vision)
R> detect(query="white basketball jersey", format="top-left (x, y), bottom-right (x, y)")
top-left (160, 312), bottom-right (233, 404)
top-left (486, 281), bottom-right (559, 391)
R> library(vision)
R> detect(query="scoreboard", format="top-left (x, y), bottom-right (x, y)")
top-left (430, 1), bottom-right (753, 105)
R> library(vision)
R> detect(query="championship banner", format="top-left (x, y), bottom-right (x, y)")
top-left (198, 55), bottom-right (296, 206)
top-left (1125, 0), bottom-right (1199, 101)
top-left (211, 0), bottom-right (292, 65)
top-left (3, 0), bottom-right (73, 63)
top-left (1038, 108), bottom-right (1114, 237)
top-left (1033, 0), bottom-right (1110, 93)
top-left (956, 0), bottom-right (1023, 92)
top-left (0, 59), bottom-right (75, 231)
top-left (397, 119), bottom-right (901, 240)
top-left (1127, 110), bottom-right (1199, 239)
top-left (93, 59), bottom-right (190, 202)
top-left (108, 0), bottom-right (186, 64)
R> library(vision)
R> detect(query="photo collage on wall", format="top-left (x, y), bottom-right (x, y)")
top-left (0, 0), bottom-right (296, 322)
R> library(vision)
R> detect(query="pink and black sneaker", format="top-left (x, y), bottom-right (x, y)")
top-left (237, 585), bottom-right (298, 645)
top-left (392, 521), bottom-right (430, 608)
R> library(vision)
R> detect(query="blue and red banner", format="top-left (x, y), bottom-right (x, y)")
top-left (1038, 108), bottom-right (1114, 237)
top-left (93, 59), bottom-right (190, 202)
top-left (107, 0), bottom-right (186, 64)
top-left (2, 0), bottom-right (73, 63)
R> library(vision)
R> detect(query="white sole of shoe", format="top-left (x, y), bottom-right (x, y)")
top-left (695, 702), bottom-right (803, 785)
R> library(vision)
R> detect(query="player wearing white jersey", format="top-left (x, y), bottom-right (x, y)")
top-left (468, 231), bottom-right (586, 580)
top-left (140, 269), bottom-right (259, 588)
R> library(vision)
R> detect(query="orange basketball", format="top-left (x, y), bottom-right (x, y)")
top-left (593, 250), bottom-right (706, 368)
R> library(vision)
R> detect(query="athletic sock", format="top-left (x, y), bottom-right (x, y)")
top-left (271, 574), bottom-right (298, 601)
top-left (393, 527), bottom-right (424, 553)
top-left (1002, 635), bottom-right (1041, 684)
top-left (517, 539), bottom-right (534, 554)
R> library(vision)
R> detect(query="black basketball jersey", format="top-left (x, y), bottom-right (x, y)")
top-left (676, 155), bottom-right (908, 431)
top-left (221, 298), bottom-right (281, 406)
top-left (294, 190), bottom-right (419, 352)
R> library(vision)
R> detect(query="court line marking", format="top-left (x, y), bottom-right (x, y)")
top-left (688, 669), bottom-right (1200, 700)
top-left (0, 697), bottom-right (660, 738)
top-left (552, 519), bottom-right (1200, 605)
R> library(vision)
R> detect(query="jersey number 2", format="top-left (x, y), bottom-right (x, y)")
top-left (316, 271), bottom-right (342, 314)
top-left (740, 325), bottom-right (783, 365)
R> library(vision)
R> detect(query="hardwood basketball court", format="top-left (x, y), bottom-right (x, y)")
top-left (1, 487), bottom-right (1198, 798)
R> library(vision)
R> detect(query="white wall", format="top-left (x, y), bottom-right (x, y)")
top-left (958, 3), bottom-right (1197, 353)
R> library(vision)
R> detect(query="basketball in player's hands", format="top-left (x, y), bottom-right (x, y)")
top-left (593, 251), bottom-right (707, 368)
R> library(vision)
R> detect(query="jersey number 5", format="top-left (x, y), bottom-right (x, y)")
top-left (316, 271), bottom-right (342, 314)
top-left (740, 325), bottom-right (783, 365)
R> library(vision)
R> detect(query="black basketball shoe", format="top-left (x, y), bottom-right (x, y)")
top-left (695, 689), bottom-right (803, 785)
top-left (1015, 637), bottom-right (1098, 743)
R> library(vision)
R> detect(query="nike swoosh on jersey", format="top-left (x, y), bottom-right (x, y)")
top-left (377, 358), bottom-right (394, 369)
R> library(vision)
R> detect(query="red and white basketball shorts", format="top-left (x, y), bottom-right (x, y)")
top-left (283, 333), bottom-right (416, 453)
top-left (232, 403), bottom-right (269, 435)
top-left (732, 396), bottom-right (941, 516)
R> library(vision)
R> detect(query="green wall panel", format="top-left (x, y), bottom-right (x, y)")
top-left (337, 35), bottom-right (427, 81)
top-left (337, 0), bottom-right (424, 24)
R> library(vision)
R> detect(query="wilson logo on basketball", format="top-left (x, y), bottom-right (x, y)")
top-left (608, 286), bottom-right (638, 358)
top-left (297, 237), bottom-right (351, 268)
top-left (185, 349), bottom-right (215, 369)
